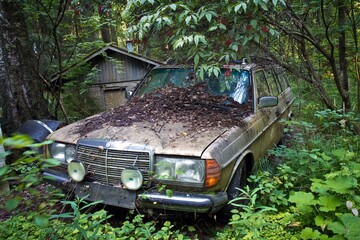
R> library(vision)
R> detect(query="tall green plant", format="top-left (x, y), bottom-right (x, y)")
top-left (0, 134), bottom-right (62, 225)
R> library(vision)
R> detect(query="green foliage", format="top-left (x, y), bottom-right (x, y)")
top-left (0, 209), bottom-right (192, 240)
top-left (51, 196), bottom-right (111, 239)
top-left (247, 171), bottom-right (293, 208)
top-left (61, 64), bottom-right (102, 122)
top-left (279, 113), bottom-right (359, 237)
top-left (1, 134), bottom-right (194, 239)
top-left (0, 135), bottom-right (61, 212)
top-left (219, 109), bottom-right (360, 239)
top-left (216, 185), bottom-right (278, 239)
top-left (124, 0), bottom-right (283, 74)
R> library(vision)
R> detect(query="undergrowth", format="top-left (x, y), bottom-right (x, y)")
top-left (218, 109), bottom-right (360, 239)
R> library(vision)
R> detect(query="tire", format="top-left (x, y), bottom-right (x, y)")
top-left (217, 160), bottom-right (247, 222)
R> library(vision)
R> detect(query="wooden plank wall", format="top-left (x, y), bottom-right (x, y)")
top-left (96, 52), bottom-right (153, 83)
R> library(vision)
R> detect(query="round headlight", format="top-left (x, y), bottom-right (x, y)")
top-left (121, 169), bottom-right (143, 190)
top-left (68, 161), bottom-right (86, 182)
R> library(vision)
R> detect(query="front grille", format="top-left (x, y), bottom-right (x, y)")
top-left (76, 139), bottom-right (153, 187)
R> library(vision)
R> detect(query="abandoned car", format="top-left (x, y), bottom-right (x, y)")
top-left (43, 62), bottom-right (294, 215)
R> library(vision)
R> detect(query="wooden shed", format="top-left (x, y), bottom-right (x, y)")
top-left (55, 45), bottom-right (162, 111)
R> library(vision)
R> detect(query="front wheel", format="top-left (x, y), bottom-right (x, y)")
top-left (217, 160), bottom-right (248, 222)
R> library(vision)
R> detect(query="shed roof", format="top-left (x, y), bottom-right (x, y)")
top-left (51, 45), bottom-right (163, 82)
top-left (84, 45), bottom-right (163, 66)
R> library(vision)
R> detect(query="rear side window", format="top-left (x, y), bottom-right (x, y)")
top-left (276, 71), bottom-right (289, 92)
top-left (254, 70), bottom-right (270, 97)
top-left (265, 70), bottom-right (280, 96)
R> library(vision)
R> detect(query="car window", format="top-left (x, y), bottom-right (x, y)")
top-left (265, 70), bottom-right (279, 96)
top-left (254, 70), bottom-right (270, 97)
top-left (137, 68), bottom-right (194, 95)
top-left (137, 68), bottom-right (252, 105)
top-left (206, 69), bottom-right (250, 104)
top-left (277, 72), bottom-right (289, 92)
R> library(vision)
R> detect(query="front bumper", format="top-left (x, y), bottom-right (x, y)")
top-left (43, 170), bottom-right (228, 214)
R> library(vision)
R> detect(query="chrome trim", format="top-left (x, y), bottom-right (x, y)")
top-left (34, 120), bottom-right (54, 133)
top-left (43, 170), bottom-right (228, 213)
top-left (138, 191), bottom-right (228, 213)
top-left (76, 139), bottom-right (154, 187)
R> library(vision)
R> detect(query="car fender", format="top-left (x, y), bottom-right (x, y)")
top-left (224, 149), bottom-right (254, 191)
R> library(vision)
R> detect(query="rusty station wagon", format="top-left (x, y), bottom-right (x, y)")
top-left (43, 61), bottom-right (293, 216)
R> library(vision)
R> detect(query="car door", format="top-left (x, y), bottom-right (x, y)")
top-left (253, 68), bottom-right (281, 157)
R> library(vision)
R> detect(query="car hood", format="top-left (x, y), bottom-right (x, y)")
top-left (47, 119), bottom-right (238, 158)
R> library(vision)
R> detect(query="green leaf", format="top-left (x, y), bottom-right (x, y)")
top-left (194, 35), bottom-right (199, 46)
top-left (250, 19), bottom-right (258, 28)
top-left (0, 165), bottom-right (9, 177)
top-left (234, 4), bottom-right (242, 13)
top-left (199, 66), bottom-right (205, 80)
top-left (185, 16), bottom-right (191, 25)
top-left (254, 34), bottom-right (260, 43)
top-left (188, 226), bottom-right (196, 232)
top-left (310, 178), bottom-right (329, 194)
top-left (42, 158), bottom-right (61, 168)
top-left (288, 191), bottom-right (314, 205)
top-left (331, 148), bottom-right (347, 158)
top-left (0, 151), bottom-right (10, 159)
top-left (194, 54), bottom-right (199, 69)
top-left (205, 13), bottom-right (212, 22)
top-left (232, 214), bottom-right (241, 221)
top-left (315, 215), bottom-right (330, 231)
top-left (34, 215), bottom-right (49, 228)
top-left (328, 213), bottom-right (360, 238)
top-left (328, 221), bottom-right (346, 235)
top-left (325, 176), bottom-right (357, 194)
top-left (28, 140), bottom-right (53, 148)
top-left (231, 44), bottom-right (239, 52)
top-left (166, 189), bottom-right (173, 197)
top-left (241, 2), bottom-right (247, 12)
top-left (169, 4), bottom-right (176, 11)
top-left (174, 39), bottom-right (184, 49)
top-left (258, 0), bottom-right (269, 11)
top-left (6, 197), bottom-right (22, 211)
top-left (316, 195), bottom-right (341, 212)
top-left (208, 25), bottom-right (218, 32)
top-left (219, 23), bottom-right (226, 30)
top-left (4, 134), bottom-right (33, 148)
top-left (300, 227), bottom-right (321, 239)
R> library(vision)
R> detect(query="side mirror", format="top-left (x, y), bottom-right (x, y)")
top-left (258, 96), bottom-right (278, 109)
top-left (125, 88), bottom-right (133, 99)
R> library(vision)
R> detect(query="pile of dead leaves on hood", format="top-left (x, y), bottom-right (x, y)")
top-left (76, 83), bottom-right (253, 136)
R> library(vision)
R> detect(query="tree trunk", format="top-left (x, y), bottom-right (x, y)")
top-left (338, 0), bottom-right (350, 111)
top-left (0, 1), bottom-right (49, 134)
top-left (98, 4), bottom-right (111, 43)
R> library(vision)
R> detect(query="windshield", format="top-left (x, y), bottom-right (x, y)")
top-left (136, 68), bottom-right (251, 104)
